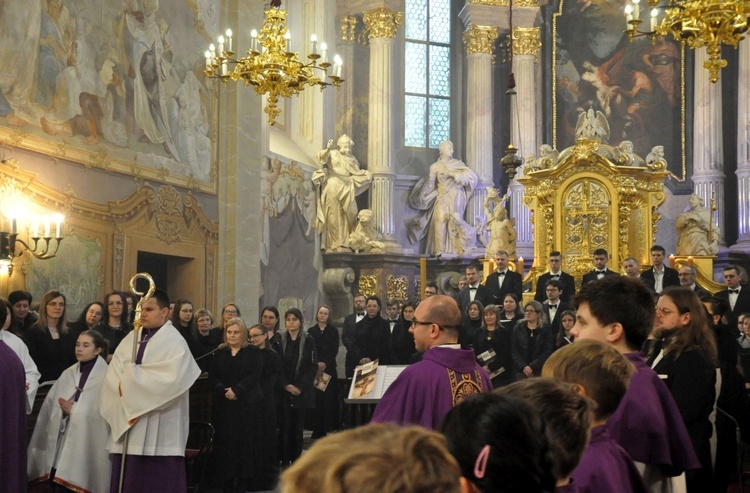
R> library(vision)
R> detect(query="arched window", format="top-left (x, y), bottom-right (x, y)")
top-left (404, 0), bottom-right (451, 149)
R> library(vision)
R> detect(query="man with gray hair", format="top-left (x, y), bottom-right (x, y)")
top-left (677, 265), bottom-right (709, 298)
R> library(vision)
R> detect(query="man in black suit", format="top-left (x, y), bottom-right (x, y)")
top-left (716, 265), bottom-right (750, 330)
top-left (541, 279), bottom-right (571, 341)
top-left (678, 265), bottom-right (710, 299)
top-left (639, 245), bottom-right (680, 294)
top-left (456, 264), bottom-right (492, 313)
top-left (485, 250), bottom-right (523, 305)
top-left (342, 294), bottom-right (366, 377)
top-left (581, 248), bottom-right (618, 287)
top-left (534, 251), bottom-right (576, 305)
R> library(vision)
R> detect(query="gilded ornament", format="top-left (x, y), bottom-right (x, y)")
top-left (463, 25), bottom-right (499, 55)
top-left (340, 15), bottom-right (357, 43)
top-left (386, 275), bottom-right (409, 303)
top-left (363, 7), bottom-right (402, 39)
top-left (468, 0), bottom-right (539, 5)
top-left (358, 275), bottom-right (378, 298)
top-left (511, 27), bottom-right (541, 61)
top-left (88, 148), bottom-right (110, 171)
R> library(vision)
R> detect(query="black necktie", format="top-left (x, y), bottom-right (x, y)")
top-left (729, 289), bottom-right (740, 294)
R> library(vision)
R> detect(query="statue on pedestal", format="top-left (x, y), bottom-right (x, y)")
top-left (407, 140), bottom-right (478, 257)
top-left (312, 135), bottom-right (372, 252)
top-left (348, 209), bottom-right (385, 253)
top-left (676, 194), bottom-right (719, 256)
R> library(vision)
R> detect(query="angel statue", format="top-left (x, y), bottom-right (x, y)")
top-left (480, 188), bottom-right (517, 259)
top-left (676, 194), bottom-right (719, 256)
top-left (575, 107), bottom-right (610, 143)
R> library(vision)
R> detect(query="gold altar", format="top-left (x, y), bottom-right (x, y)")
top-left (518, 137), bottom-right (670, 287)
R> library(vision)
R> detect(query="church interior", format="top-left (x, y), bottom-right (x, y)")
top-left (4, 0), bottom-right (750, 489)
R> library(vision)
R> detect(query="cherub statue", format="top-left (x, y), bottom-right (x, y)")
top-left (615, 140), bottom-right (644, 166)
top-left (645, 145), bottom-right (667, 170)
top-left (348, 209), bottom-right (385, 253)
top-left (538, 144), bottom-right (559, 169)
top-left (481, 189), bottom-right (517, 259)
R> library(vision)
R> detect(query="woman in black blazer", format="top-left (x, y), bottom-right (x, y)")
top-left (307, 305), bottom-right (340, 439)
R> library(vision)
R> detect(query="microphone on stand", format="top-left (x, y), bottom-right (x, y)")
top-left (195, 344), bottom-right (226, 361)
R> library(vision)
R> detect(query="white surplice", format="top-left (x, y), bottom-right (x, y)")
top-left (0, 330), bottom-right (40, 413)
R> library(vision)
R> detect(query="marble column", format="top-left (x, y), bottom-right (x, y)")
top-left (335, 15), bottom-right (357, 139)
top-left (509, 27), bottom-right (541, 260)
top-left (217, 0), bottom-right (265, 320)
top-left (463, 25), bottom-right (498, 234)
top-left (363, 7), bottom-right (402, 244)
top-left (734, 41), bottom-right (750, 249)
top-left (692, 46), bottom-right (726, 246)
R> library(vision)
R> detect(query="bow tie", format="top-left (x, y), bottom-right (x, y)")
top-left (549, 304), bottom-right (558, 310)
top-left (469, 286), bottom-right (477, 290)
top-left (596, 270), bottom-right (606, 274)
top-left (550, 275), bottom-right (560, 280)
top-left (498, 271), bottom-right (507, 277)
top-left (357, 312), bottom-right (365, 316)
top-left (729, 289), bottom-right (740, 294)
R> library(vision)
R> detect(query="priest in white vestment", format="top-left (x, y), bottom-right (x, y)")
top-left (100, 289), bottom-right (201, 492)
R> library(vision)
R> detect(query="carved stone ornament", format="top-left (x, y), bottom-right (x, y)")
top-left (511, 27), bottom-right (542, 61)
top-left (348, 209), bottom-right (385, 253)
top-left (463, 25), bottom-right (499, 55)
top-left (340, 15), bottom-right (357, 43)
top-left (363, 7), bottom-right (403, 39)
top-left (155, 185), bottom-right (183, 245)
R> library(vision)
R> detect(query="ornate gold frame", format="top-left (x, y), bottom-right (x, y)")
top-left (551, 0), bottom-right (687, 182)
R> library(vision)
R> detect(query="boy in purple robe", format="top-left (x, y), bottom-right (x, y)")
top-left (0, 340), bottom-right (27, 492)
top-left (571, 276), bottom-right (700, 491)
top-left (543, 339), bottom-right (649, 493)
top-left (371, 295), bottom-right (492, 429)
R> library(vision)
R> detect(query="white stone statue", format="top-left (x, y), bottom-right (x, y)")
top-left (348, 209), bottom-right (385, 253)
top-left (676, 194), bottom-right (719, 256)
top-left (645, 145), bottom-right (667, 169)
top-left (615, 140), bottom-right (644, 166)
top-left (407, 140), bottom-right (478, 257)
top-left (575, 107), bottom-right (610, 142)
top-left (538, 144), bottom-right (559, 169)
top-left (484, 189), bottom-right (517, 259)
top-left (312, 135), bottom-right (372, 252)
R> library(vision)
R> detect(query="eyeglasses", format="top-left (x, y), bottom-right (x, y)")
top-left (412, 319), bottom-right (435, 327)
top-left (656, 307), bottom-right (678, 316)
top-left (224, 309), bottom-right (239, 315)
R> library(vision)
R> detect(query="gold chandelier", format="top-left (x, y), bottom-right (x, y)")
top-left (624, 0), bottom-right (750, 82)
top-left (204, 8), bottom-right (344, 126)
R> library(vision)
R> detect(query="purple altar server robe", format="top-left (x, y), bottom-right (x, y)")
top-left (0, 341), bottom-right (27, 492)
top-left (607, 352), bottom-right (700, 475)
top-left (371, 346), bottom-right (492, 429)
top-left (571, 425), bottom-right (649, 493)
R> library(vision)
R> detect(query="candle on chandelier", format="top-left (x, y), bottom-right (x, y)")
top-left (222, 60), bottom-right (227, 76)
top-left (632, 0), bottom-right (640, 20)
top-left (54, 214), bottom-right (63, 239)
top-left (33, 216), bottom-right (39, 238)
top-left (518, 257), bottom-right (525, 277)
top-left (284, 31), bottom-right (292, 53)
top-left (320, 42), bottom-right (328, 64)
top-left (226, 28), bottom-right (233, 52)
top-left (209, 43), bottom-right (216, 65)
top-left (310, 34), bottom-right (318, 55)
top-left (650, 8), bottom-right (658, 31)
top-left (669, 254), bottom-right (675, 268)
top-left (333, 54), bottom-right (343, 78)
top-left (624, 4), bottom-right (633, 26)
top-left (11, 218), bottom-right (16, 235)
top-left (250, 29), bottom-right (259, 52)
top-left (218, 35), bottom-right (225, 55)
top-left (44, 217), bottom-right (50, 238)
top-left (204, 50), bottom-right (211, 69)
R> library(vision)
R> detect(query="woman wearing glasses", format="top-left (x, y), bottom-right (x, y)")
top-left (26, 290), bottom-right (77, 382)
top-left (511, 300), bottom-right (554, 379)
top-left (648, 287), bottom-right (718, 492)
top-left (208, 317), bottom-right (264, 492)
top-left (249, 324), bottom-right (283, 490)
top-left (472, 304), bottom-right (514, 388)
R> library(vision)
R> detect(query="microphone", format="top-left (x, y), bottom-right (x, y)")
top-left (195, 345), bottom-right (224, 361)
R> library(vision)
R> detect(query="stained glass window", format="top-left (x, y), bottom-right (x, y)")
top-left (404, 0), bottom-right (451, 148)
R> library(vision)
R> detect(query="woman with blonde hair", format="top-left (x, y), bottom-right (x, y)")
top-left (26, 290), bottom-right (76, 382)
top-left (208, 317), bottom-right (264, 492)
top-left (472, 304), bottom-right (514, 387)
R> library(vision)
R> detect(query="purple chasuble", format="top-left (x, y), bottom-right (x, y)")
top-left (0, 341), bottom-right (27, 492)
top-left (607, 352), bottom-right (700, 475)
top-left (135, 327), bottom-right (161, 364)
top-left (109, 455), bottom-right (186, 493)
top-left (371, 346), bottom-right (492, 429)
top-left (571, 425), bottom-right (649, 493)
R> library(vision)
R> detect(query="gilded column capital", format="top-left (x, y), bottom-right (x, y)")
top-left (463, 25), bottom-right (499, 55)
top-left (511, 26), bottom-right (541, 61)
top-left (339, 15), bottom-right (357, 43)
top-left (363, 7), bottom-right (403, 39)
top-left (467, 0), bottom-right (539, 6)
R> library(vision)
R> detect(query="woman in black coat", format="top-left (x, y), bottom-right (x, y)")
top-left (307, 305), bottom-right (340, 439)
top-left (511, 300), bottom-right (555, 379)
top-left (26, 290), bottom-right (76, 382)
top-left (278, 308), bottom-right (318, 465)
top-left (208, 317), bottom-right (264, 492)
top-left (349, 296), bottom-right (390, 371)
top-left (249, 323), bottom-right (283, 490)
top-left (472, 304), bottom-right (514, 388)
top-left (93, 290), bottom-right (133, 356)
